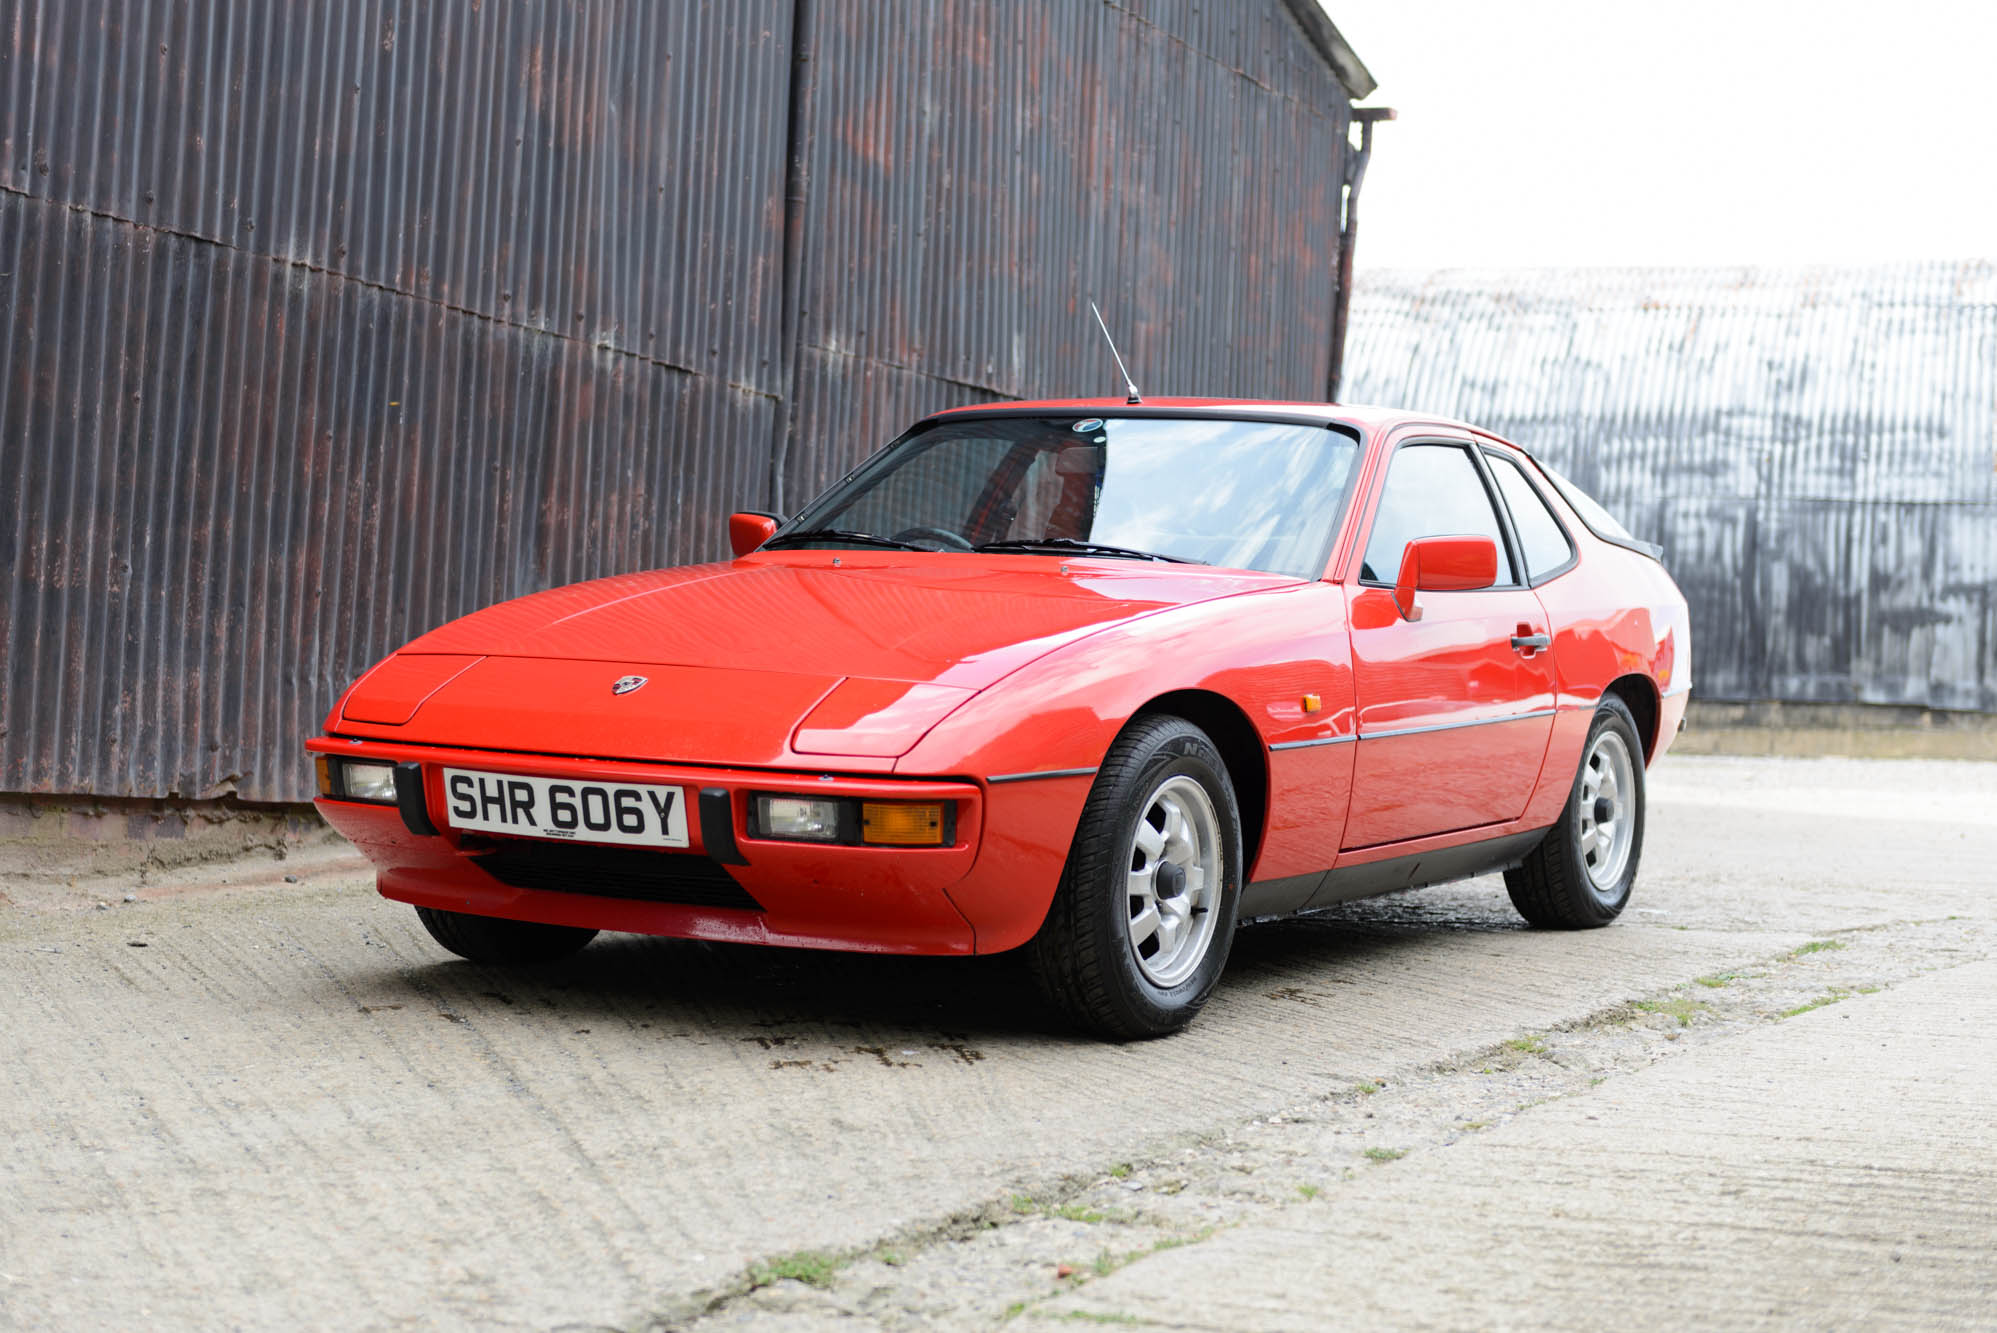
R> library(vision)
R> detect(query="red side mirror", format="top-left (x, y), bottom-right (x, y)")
top-left (728, 511), bottom-right (780, 557)
top-left (1393, 535), bottom-right (1499, 620)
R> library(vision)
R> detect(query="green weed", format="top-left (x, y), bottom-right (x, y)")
top-left (1780, 988), bottom-right (1849, 1018)
top-left (749, 1249), bottom-right (843, 1289)
top-left (1633, 996), bottom-right (1709, 1026)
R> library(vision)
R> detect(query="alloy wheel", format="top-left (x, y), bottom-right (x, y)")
top-left (1125, 775), bottom-right (1223, 988)
top-left (1577, 729), bottom-right (1637, 896)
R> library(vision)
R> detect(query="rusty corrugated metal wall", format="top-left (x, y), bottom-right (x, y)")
top-left (782, 3), bottom-right (1353, 504)
top-left (0, 1), bottom-right (1360, 803)
top-left (1343, 263), bottom-right (1997, 713)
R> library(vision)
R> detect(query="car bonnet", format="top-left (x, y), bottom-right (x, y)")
top-left (331, 555), bottom-right (1297, 765)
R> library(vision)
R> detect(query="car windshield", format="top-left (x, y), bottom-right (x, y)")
top-left (777, 415), bottom-right (1360, 578)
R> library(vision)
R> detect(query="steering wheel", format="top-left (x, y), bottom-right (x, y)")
top-left (892, 525), bottom-right (974, 551)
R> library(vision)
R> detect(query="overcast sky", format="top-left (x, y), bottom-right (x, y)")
top-left (1326, 1), bottom-right (1997, 271)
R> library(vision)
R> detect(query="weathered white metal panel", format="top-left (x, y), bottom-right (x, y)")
top-left (1344, 263), bottom-right (1997, 711)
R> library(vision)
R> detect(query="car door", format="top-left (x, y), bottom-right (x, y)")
top-left (1342, 437), bottom-right (1557, 848)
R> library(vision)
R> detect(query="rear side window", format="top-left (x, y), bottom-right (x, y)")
top-left (1486, 453), bottom-right (1573, 581)
top-left (1541, 460), bottom-right (1637, 543)
top-left (1360, 443), bottom-right (1517, 586)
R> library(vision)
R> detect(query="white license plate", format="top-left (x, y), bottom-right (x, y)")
top-left (441, 768), bottom-right (690, 848)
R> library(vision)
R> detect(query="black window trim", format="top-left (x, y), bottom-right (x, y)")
top-left (1479, 444), bottom-right (1580, 588)
top-left (1353, 436), bottom-right (1526, 593)
top-left (918, 405), bottom-right (1362, 435)
top-left (1500, 443), bottom-right (1665, 562)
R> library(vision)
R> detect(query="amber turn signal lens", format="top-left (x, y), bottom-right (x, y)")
top-left (860, 801), bottom-right (946, 846)
top-left (314, 754), bottom-right (334, 798)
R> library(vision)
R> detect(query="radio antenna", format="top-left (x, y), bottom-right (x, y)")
top-left (1089, 300), bottom-right (1143, 405)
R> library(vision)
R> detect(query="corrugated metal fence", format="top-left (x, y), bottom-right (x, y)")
top-left (1343, 263), bottom-right (1997, 712)
top-left (0, 0), bottom-right (1357, 803)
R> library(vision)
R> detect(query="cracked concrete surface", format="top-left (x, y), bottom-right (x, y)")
top-left (1036, 954), bottom-right (1997, 1331)
top-left (2, 755), bottom-right (1993, 1330)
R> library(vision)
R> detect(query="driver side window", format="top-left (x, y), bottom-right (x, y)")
top-left (1359, 443), bottom-right (1517, 586)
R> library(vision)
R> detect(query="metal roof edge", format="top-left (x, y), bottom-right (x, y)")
top-left (1278, 0), bottom-right (1377, 101)
top-left (1350, 256), bottom-right (1997, 286)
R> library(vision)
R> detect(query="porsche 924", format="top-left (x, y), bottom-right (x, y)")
top-left (309, 400), bottom-right (1689, 1038)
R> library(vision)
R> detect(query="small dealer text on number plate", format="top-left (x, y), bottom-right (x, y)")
top-left (442, 768), bottom-right (690, 848)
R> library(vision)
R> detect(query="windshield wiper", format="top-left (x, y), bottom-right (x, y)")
top-left (762, 527), bottom-right (926, 552)
top-left (972, 536), bottom-right (1201, 564)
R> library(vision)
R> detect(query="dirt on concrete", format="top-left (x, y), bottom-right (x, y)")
top-left (2, 755), bottom-right (1993, 1331)
top-left (0, 794), bottom-right (352, 909)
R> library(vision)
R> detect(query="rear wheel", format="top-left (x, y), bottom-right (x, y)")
top-left (415, 906), bottom-right (599, 964)
top-left (1027, 715), bottom-right (1243, 1040)
top-left (1505, 695), bottom-right (1645, 928)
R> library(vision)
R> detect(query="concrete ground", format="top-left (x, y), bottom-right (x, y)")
top-left (2, 755), bottom-right (1993, 1331)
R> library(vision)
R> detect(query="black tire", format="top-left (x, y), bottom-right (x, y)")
top-left (414, 906), bottom-right (599, 964)
top-left (1026, 715), bottom-right (1244, 1040)
top-left (1505, 695), bottom-right (1646, 929)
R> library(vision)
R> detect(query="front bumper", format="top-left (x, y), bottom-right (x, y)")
top-left (306, 737), bottom-right (1088, 955)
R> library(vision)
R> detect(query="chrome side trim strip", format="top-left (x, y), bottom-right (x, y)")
top-left (986, 767), bottom-right (1098, 785)
top-left (1268, 735), bottom-right (1356, 751)
top-left (1359, 708), bottom-right (1557, 741)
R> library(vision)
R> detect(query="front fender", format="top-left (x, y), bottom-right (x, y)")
top-left (898, 582), bottom-right (1359, 949)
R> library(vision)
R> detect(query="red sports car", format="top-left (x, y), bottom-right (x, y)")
top-left (310, 400), bottom-right (1688, 1038)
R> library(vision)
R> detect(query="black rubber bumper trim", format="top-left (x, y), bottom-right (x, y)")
top-left (986, 766), bottom-right (1098, 785)
top-left (699, 787), bottom-right (748, 865)
top-left (394, 762), bottom-right (439, 837)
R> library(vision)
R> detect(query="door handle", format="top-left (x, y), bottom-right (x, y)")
top-left (1511, 631), bottom-right (1551, 653)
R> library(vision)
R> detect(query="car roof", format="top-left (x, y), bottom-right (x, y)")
top-left (927, 397), bottom-right (1496, 442)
